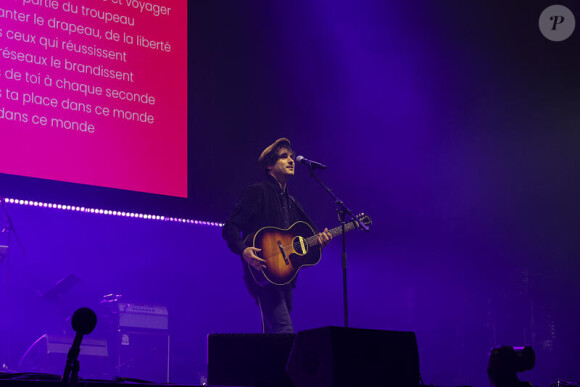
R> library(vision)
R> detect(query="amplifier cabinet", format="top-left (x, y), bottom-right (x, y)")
top-left (109, 330), bottom-right (170, 384)
top-left (99, 301), bottom-right (170, 384)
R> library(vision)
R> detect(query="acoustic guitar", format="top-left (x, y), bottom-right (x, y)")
top-left (245, 214), bottom-right (371, 286)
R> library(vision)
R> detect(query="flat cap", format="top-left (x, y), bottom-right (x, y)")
top-left (258, 138), bottom-right (291, 167)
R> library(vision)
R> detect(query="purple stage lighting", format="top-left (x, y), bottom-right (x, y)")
top-left (4, 197), bottom-right (223, 227)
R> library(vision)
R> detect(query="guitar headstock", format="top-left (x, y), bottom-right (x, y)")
top-left (353, 213), bottom-right (372, 231)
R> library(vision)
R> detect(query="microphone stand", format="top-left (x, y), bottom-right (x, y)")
top-left (306, 168), bottom-right (369, 328)
top-left (61, 307), bottom-right (97, 384)
top-left (0, 197), bottom-right (26, 370)
top-left (62, 333), bottom-right (83, 384)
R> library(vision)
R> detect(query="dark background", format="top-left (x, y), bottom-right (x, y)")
top-left (1, 1), bottom-right (579, 386)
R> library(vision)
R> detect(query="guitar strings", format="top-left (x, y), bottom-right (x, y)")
top-left (280, 221), bottom-right (359, 251)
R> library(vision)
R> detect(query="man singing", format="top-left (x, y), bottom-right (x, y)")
top-left (222, 138), bottom-right (332, 333)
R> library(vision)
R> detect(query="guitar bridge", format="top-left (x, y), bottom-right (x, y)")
top-left (277, 241), bottom-right (289, 265)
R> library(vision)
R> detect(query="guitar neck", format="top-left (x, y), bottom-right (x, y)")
top-left (307, 220), bottom-right (359, 247)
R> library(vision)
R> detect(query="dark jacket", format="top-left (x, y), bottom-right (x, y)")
top-left (222, 175), bottom-right (316, 294)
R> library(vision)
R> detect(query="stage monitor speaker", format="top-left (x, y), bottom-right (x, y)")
top-left (18, 334), bottom-right (110, 379)
top-left (207, 333), bottom-right (295, 387)
top-left (286, 326), bottom-right (420, 387)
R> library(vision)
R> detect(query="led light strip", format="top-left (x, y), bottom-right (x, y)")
top-left (2, 197), bottom-right (224, 227)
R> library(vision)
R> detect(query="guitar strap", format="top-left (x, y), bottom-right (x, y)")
top-left (288, 194), bottom-right (319, 233)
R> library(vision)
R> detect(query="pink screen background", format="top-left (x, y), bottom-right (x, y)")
top-left (0, 0), bottom-right (188, 198)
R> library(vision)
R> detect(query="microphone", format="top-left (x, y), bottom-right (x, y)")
top-left (296, 155), bottom-right (327, 170)
top-left (62, 307), bottom-right (97, 383)
top-left (72, 307), bottom-right (97, 335)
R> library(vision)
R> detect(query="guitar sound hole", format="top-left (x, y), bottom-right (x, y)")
top-left (293, 236), bottom-right (307, 255)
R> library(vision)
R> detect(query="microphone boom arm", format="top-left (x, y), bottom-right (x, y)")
top-left (307, 169), bottom-right (369, 231)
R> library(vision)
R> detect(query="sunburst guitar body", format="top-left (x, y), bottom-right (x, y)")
top-left (245, 214), bottom-right (371, 286)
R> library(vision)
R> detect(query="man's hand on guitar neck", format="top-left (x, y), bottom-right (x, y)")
top-left (317, 228), bottom-right (333, 248)
top-left (242, 246), bottom-right (267, 271)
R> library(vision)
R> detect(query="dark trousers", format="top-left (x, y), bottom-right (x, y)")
top-left (256, 284), bottom-right (294, 334)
